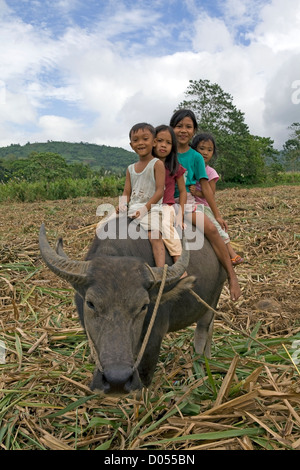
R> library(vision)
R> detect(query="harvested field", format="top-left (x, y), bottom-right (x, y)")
top-left (0, 185), bottom-right (299, 450)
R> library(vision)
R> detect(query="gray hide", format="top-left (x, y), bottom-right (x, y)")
top-left (39, 215), bottom-right (226, 395)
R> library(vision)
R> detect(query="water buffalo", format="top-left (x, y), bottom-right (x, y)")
top-left (39, 215), bottom-right (226, 395)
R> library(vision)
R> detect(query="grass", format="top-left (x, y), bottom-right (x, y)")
top-left (0, 175), bottom-right (126, 203)
top-left (0, 185), bottom-right (300, 450)
top-left (0, 323), bottom-right (299, 450)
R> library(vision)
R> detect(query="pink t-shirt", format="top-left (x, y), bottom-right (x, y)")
top-left (163, 165), bottom-right (186, 205)
top-left (194, 165), bottom-right (219, 206)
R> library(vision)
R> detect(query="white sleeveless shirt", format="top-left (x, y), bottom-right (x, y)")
top-left (128, 158), bottom-right (162, 215)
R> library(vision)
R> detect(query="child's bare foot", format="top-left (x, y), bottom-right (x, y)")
top-left (229, 276), bottom-right (241, 302)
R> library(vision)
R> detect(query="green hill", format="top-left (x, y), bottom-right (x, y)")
top-left (0, 141), bottom-right (137, 174)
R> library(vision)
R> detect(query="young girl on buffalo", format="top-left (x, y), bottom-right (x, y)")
top-left (169, 109), bottom-right (241, 302)
top-left (190, 132), bottom-right (243, 266)
top-left (152, 124), bottom-right (187, 264)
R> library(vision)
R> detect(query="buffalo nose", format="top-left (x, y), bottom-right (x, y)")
top-left (90, 365), bottom-right (142, 394)
top-left (103, 365), bottom-right (139, 394)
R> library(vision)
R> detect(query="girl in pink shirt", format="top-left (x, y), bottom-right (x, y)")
top-left (190, 133), bottom-right (244, 266)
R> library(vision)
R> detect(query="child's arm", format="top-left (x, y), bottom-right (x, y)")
top-left (208, 179), bottom-right (217, 195)
top-left (132, 160), bottom-right (165, 219)
top-left (200, 179), bottom-right (228, 232)
top-left (175, 175), bottom-right (187, 228)
top-left (146, 159), bottom-right (165, 210)
top-left (190, 178), bottom-right (216, 198)
top-left (116, 169), bottom-right (131, 213)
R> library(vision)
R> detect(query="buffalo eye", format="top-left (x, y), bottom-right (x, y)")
top-left (141, 304), bottom-right (149, 313)
top-left (86, 300), bottom-right (95, 310)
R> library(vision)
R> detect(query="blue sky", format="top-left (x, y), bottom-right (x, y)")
top-left (1, 0), bottom-right (300, 150)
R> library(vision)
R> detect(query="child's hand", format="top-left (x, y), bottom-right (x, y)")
top-left (189, 185), bottom-right (196, 196)
top-left (116, 203), bottom-right (128, 213)
top-left (117, 196), bottom-right (128, 214)
top-left (130, 205), bottom-right (148, 219)
top-left (189, 185), bottom-right (202, 198)
top-left (175, 212), bottom-right (186, 230)
top-left (216, 217), bottom-right (228, 232)
top-left (179, 221), bottom-right (187, 230)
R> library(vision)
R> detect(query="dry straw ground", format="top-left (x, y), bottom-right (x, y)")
top-left (0, 185), bottom-right (299, 450)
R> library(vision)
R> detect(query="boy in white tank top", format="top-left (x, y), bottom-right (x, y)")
top-left (117, 123), bottom-right (166, 267)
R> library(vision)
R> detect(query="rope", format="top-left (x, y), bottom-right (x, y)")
top-left (87, 272), bottom-right (286, 376)
top-left (188, 288), bottom-right (287, 360)
top-left (133, 263), bottom-right (168, 370)
top-left (86, 329), bottom-right (103, 372)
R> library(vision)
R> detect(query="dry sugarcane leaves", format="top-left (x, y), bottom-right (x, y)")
top-left (0, 186), bottom-right (299, 450)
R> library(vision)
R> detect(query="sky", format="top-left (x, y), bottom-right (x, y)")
top-left (0, 0), bottom-right (300, 151)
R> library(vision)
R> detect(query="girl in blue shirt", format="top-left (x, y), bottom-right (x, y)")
top-left (170, 109), bottom-right (241, 302)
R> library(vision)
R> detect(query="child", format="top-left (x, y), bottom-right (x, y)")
top-left (152, 124), bottom-right (187, 263)
top-left (169, 109), bottom-right (241, 302)
top-left (117, 122), bottom-right (166, 267)
top-left (190, 132), bottom-right (244, 266)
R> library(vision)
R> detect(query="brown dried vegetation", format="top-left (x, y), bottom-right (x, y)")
top-left (0, 186), bottom-right (299, 450)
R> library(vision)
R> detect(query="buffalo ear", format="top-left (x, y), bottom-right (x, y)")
top-left (145, 234), bottom-right (190, 287)
top-left (148, 276), bottom-right (196, 304)
top-left (159, 276), bottom-right (196, 304)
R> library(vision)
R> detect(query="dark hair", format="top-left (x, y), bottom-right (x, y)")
top-left (169, 109), bottom-right (198, 131)
top-left (129, 122), bottom-right (155, 139)
top-left (153, 124), bottom-right (179, 176)
top-left (191, 132), bottom-right (217, 157)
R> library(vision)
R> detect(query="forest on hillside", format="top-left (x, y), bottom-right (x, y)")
top-left (0, 141), bottom-right (136, 175)
top-left (0, 79), bottom-right (299, 202)
top-left (0, 142), bottom-right (136, 201)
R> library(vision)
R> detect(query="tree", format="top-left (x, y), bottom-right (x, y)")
top-left (214, 134), bottom-right (275, 184)
top-left (175, 79), bottom-right (278, 183)
top-left (0, 159), bottom-right (11, 182)
top-left (5, 152), bottom-right (71, 182)
top-left (177, 79), bottom-right (249, 136)
top-left (282, 123), bottom-right (300, 172)
top-left (68, 162), bottom-right (94, 179)
top-left (27, 152), bottom-right (71, 182)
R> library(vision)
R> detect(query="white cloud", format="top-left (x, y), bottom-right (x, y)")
top-left (263, 53), bottom-right (300, 142)
top-left (223, 0), bottom-right (266, 28)
top-left (184, 0), bottom-right (300, 145)
top-left (249, 0), bottom-right (300, 52)
top-left (192, 14), bottom-right (233, 53)
top-left (0, 0), bottom-right (10, 16)
top-left (37, 115), bottom-right (84, 141)
top-left (0, 89), bottom-right (36, 124)
top-left (0, 0), bottom-right (300, 150)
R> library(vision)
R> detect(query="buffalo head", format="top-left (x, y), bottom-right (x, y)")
top-left (39, 224), bottom-right (191, 395)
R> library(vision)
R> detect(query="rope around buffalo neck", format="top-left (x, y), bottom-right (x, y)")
top-left (86, 328), bottom-right (103, 372)
top-left (86, 269), bottom-right (287, 378)
top-left (133, 263), bottom-right (168, 370)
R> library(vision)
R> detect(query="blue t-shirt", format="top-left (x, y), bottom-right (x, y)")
top-left (174, 147), bottom-right (208, 197)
